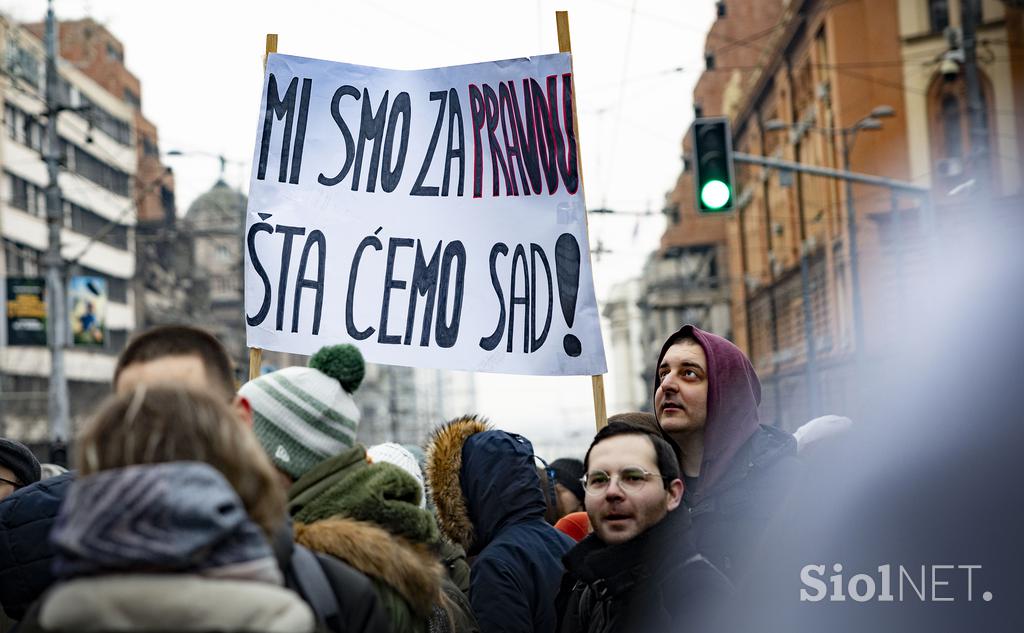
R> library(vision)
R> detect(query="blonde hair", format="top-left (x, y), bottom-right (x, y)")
top-left (76, 385), bottom-right (285, 536)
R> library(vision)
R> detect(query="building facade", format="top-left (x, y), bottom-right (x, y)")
top-left (0, 14), bottom-right (139, 440)
top-left (601, 1), bottom-right (783, 411)
top-left (25, 18), bottom-right (187, 333)
top-left (668, 0), bottom-right (1023, 429)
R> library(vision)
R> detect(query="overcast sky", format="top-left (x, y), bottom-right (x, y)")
top-left (5, 0), bottom-right (716, 455)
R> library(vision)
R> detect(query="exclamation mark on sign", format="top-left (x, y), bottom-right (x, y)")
top-left (555, 233), bottom-right (582, 357)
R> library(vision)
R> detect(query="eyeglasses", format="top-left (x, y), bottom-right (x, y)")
top-left (580, 467), bottom-right (667, 495)
top-left (0, 476), bottom-right (22, 489)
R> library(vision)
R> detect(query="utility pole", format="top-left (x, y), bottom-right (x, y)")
top-left (44, 0), bottom-right (71, 454)
top-left (960, 0), bottom-right (989, 190)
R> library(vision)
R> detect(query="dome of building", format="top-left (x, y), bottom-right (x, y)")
top-left (185, 180), bottom-right (247, 230)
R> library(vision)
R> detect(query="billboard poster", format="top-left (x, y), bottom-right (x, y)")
top-left (6, 276), bottom-right (47, 346)
top-left (69, 276), bottom-right (107, 347)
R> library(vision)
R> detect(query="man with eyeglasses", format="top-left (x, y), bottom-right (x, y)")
top-left (555, 422), bottom-right (731, 633)
top-left (0, 438), bottom-right (40, 501)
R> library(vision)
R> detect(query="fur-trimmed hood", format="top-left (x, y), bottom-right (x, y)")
top-left (294, 517), bottom-right (443, 619)
top-left (425, 416), bottom-right (548, 554)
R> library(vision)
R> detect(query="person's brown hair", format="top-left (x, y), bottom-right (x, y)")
top-left (76, 386), bottom-right (285, 536)
top-left (114, 325), bottom-right (236, 399)
top-left (608, 411), bottom-right (683, 468)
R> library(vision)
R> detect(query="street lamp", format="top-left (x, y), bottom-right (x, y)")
top-left (765, 107), bottom-right (893, 358)
top-left (839, 106), bottom-right (894, 362)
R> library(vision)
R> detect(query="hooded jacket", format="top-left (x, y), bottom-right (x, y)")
top-left (16, 462), bottom-right (314, 633)
top-left (426, 417), bottom-right (574, 633)
top-left (288, 445), bottom-right (471, 633)
top-left (555, 508), bottom-right (732, 633)
top-left (655, 325), bottom-right (801, 580)
top-left (0, 471), bottom-right (74, 622)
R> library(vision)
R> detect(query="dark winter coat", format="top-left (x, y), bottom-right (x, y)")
top-left (426, 417), bottom-right (575, 633)
top-left (288, 446), bottom-right (470, 633)
top-left (555, 508), bottom-right (732, 633)
top-left (686, 424), bottom-right (800, 579)
top-left (272, 520), bottom-right (390, 633)
top-left (15, 462), bottom-right (315, 633)
top-left (655, 325), bottom-right (802, 580)
top-left (0, 471), bottom-right (74, 621)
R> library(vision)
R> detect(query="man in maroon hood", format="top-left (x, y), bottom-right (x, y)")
top-left (653, 324), bottom-right (800, 581)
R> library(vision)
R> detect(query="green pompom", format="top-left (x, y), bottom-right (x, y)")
top-left (309, 344), bottom-right (365, 393)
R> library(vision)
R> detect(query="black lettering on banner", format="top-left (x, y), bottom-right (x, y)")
top-left (257, 75), bottom-right (313, 184)
top-left (526, 78), bottom-right (559, 194)
top-left (404, 240), bottom-right (442, 346)
top-left (511, 80), bottom-right (542, 195)
top-left (352, 89), bottom-right (390, 192)
top-left (479, 243), bottom-right (509, 350)
top-left (379, 237), bottom-right (414, 344)
top-left (291, 230), bottom-right (326, 334)
top-left (530, 243), bottom-right (552, 352)
top-left (483, 84), bottom-right (514, 197)
top-left (318, 85), bottom-right (360, 186)
top-left (555, 233), bottom-right (583, 357)
top-left (507, 244), bottom-right (529, 353)
top-left (499, 81), bottom-right (529, 196)
top-left (551, 74), bottom-right (579, 194)
top-left (410, 91), bottom-right (447, 197)
top-left (347, 232), bottom-right (382, 340)
top-left (290, 78), bottom-right (313, 184)
top-left (381, 92), bottom-right (411, 193)
top-left (443, 88), bottom-right (465, 197)
top-left (246, 218), bottom-right (275, 326)
top-left (468, 85), bottom-right (485, 198)
top-left (273, 225), bottom-right (306, 330)
top-left (435, 241), bottom-right (466, 348)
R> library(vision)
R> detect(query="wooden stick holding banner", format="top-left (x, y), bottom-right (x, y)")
top-left (249, 33), bottom-right (278, 382)
top-left (556, 12), bottom-right (608, 430)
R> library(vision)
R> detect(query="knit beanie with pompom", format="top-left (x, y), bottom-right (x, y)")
top-left (240, 344), bottom-right (365, 480)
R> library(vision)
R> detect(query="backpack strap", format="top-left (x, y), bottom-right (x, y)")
top-left (291, 544), bottom-right (341, 631)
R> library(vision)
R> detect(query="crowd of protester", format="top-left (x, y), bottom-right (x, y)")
top-left (0, 323), bottom-right (829, 633)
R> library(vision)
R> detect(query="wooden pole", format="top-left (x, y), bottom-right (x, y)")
top-left (555, 12), bottom-right (608, 430)
top-left (248, 33), bottom-right (278, 382)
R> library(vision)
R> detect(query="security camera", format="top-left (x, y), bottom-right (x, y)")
top-left (940, 49), bottom-right (964, 82)
top-left (940, 57), bottom-right (960, 81)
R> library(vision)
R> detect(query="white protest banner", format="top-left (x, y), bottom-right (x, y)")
top-left (245, 52), bottom-right (606, 376)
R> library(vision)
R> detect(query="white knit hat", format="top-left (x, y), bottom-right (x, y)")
top-left (367, 442), bottom-right (426, 509)
top-left (240, 345), bottom-right (364, 480)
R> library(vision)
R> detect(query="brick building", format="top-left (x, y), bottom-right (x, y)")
top-left (662, 0), bottom-right (1023, 428)
top-left (610, 1), bottom-right (785, 409)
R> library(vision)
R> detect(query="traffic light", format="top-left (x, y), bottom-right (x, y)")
top-left (692, 117), bottom-right (735, 213)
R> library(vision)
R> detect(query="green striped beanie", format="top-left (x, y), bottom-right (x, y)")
top-left (241, 345), bottom-right (365, 480)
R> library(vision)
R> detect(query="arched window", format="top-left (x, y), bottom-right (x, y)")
top-left (927, 70), bottom-right (996, 183)
top-left (941, 95), bottom-right (962, 160)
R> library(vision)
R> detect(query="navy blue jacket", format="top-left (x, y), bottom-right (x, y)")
top-left (462, 431), bottom-right (574, 633)
top-left (0, 472), bottom-right (74, 620)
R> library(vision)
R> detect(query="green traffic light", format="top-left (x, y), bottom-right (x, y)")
top-left (700, 180), bottom-right (731, 210)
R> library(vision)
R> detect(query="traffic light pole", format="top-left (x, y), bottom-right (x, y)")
top-left (732, 152), bottom-right (929, 194)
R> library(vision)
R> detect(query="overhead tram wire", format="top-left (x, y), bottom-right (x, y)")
top-left (601, 0), bottom-right (640, 209)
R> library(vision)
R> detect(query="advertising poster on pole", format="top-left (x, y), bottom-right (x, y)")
top-left (69, 275), bottom-right (107, 347)
top-left (6, 277), bottom-right (47, 346)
